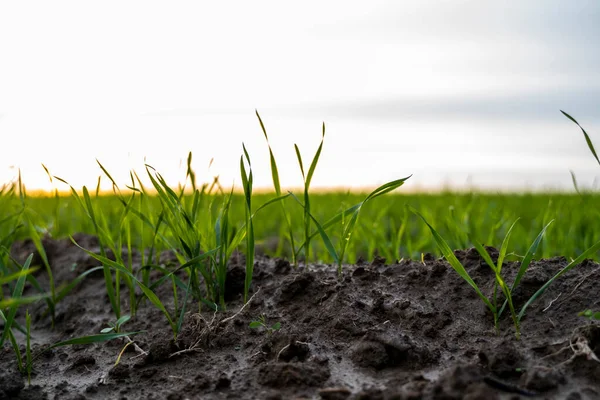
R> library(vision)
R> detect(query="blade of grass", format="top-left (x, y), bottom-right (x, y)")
top-left (519, 238), bottom-right (600, 321)
top-left (411, 207), bottom-right (496, 313)
top-left (561, 110), bottom-right (600, 167)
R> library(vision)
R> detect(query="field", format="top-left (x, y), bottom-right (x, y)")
top-left (2, 114), bottom-right (600, 399)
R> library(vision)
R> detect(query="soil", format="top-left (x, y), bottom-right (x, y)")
top-left (2, 234), bottom-right (600, 399)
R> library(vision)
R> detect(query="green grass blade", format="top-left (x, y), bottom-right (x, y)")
top-left (294, 145), bottom-right (305, 179)
top-left (561, 110), bottom-right (600, 167)
top-left (70, 238), bottom-right (177, 335)
top-left (40, 331), bottom-right (142, 353)
top-left (256, 110), bottom-right (281, 195)
top-left (1, 254), bottom-right (34, 347)
top-left (363, 176), bottom-right (412, 203)
top-left (0, 267), bottom-right (38, 285)
top-left (290, 193), bottom-right (340, 267)
top-left (470, 240), bottom-right (498, 273)
top-left (25, 310), bottom-right (31, 382)
top-left (519, 238), bottom-right (600, 321)
top-left (570, 170), bottom-right (581, 194)
top-left (305, 124), bottom-right (325, 189)
top-left (497, 218), bottom-right (519, 273)
top-left (0, 294), bottom-right (48, 309)
top-left (510, 220), bottom-right (554, 291)
top-left (412, 207), bottom-right (495, 313)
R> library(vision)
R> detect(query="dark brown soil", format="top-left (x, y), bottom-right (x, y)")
top-left (2, 236), bottom-right (600, 399)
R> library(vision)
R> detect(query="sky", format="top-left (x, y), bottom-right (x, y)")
top-left (1, 1), bottom-right (599, 192)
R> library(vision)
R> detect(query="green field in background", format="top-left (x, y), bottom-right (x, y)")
top-left (9, 190), bottom-right (600, 264)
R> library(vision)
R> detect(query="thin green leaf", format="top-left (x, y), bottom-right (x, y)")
top-left (411, 207), bottom-right (496, 313)
top-left (561, 110), bottom-right (600, 167)
top-left (519, 238), bottom-right (600, 321)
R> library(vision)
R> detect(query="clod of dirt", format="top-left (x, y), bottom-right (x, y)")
top-left (351, 266), bottom-right (379, 282)
top-left (146, 337), bottom-right (179, 363)
top-left (478, 341), bottom-right (525, 379)
top-left (278, 339), bottom-right (310, 362)
top-left (427, 364), bottom-right (498, 400)
top-left (352, 388), bottom-right (385, 400)
top-left (453, 247), bottom-right (499, 270)
top-left (13, 385), bottom-right (48, 400)
top-left (225, 263), bottom-right (246, 301)
top-left (521, 366), bottom-right (565, 392)
top-left (0, 368), bottom-right (25, 399)
top-left (349, 331), bottom-right (435, 370)
top-left (108, 363), bottom-right (131, 381)
top-left (274, 258), bottom-right (292, 274)
top-left (68, 354), bottom-right (96, 370)
top-left (277, 273), bottom-right (315, 303)
top-left (257, 362), bottom-right (330, 387)
top-left (318, 386), bottom-right (351, 400)
top-left (370, 255), bottom-right (386, 267)
top-left (430, 261), bottom-right (447, 277)
top-left (215, 372), bottom-right (231, 389)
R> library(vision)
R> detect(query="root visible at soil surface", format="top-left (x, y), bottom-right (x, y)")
top-left (3, 236), bottom-right (600, 399)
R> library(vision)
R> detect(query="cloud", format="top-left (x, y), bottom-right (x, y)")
top-left (266, 86), bottom-right (600, 122)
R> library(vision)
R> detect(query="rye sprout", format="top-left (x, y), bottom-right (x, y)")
top-left (54, 176), bottom-right (122, 319)
top-left (562, 110), bottom-right (600, 317)
top-left (294, 123), bottom-right (325, 263)
top-left (240, 144), bottom-right (255, 303)
top-left (291, 176), bottom-right (411, 275)
top-left (256, 111), bottom-right (297, 264)
top-left (414, 208), bottom-right (600, 338)
top-left (1, 254), bottom-right (47, 373)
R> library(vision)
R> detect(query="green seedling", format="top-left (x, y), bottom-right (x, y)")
top-left (25, 310), bottom-right (32, 384)
top-left (54, 176), bottom-right (124, 319)
top-left (249, 314), bottom-right (281, 335)
top-left (563, 111), bottom-right (600, 318)
top-left (294, 123), bottom-right (326, 264)
top-left (579, 310), bottom-right (600, 320)
top-left (1, 254), bottom-right (48, 375)
top-left (561, 110), bottom-right (600, 167)
top-left (240, 143), bottom-right (255, 303)
top-left (144, 162), bottom-right (229, 311)
top-left (101, 314), bottom-right (131, 334)
top-left (414, 208), bottom-right (600, 338)
top-left (290, 176), bottom-right (411, 275)
top-left (72, 237), bottom-right (217, 340)
top-left (256, 111), bottom-right (297, 265)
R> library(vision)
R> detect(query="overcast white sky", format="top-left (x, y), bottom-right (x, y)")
top-left (1, 1), bottom-right (599, 192)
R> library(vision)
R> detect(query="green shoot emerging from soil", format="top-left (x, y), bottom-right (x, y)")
top-left (413, 208), bottom-right (600, 339)
top-left (294, 123), bottom-right (325, 264)
top-left (249, 314), bottom-right (282, 335)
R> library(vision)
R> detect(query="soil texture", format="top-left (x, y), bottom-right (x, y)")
top-left (2, 235), bottom-right (600, 399)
